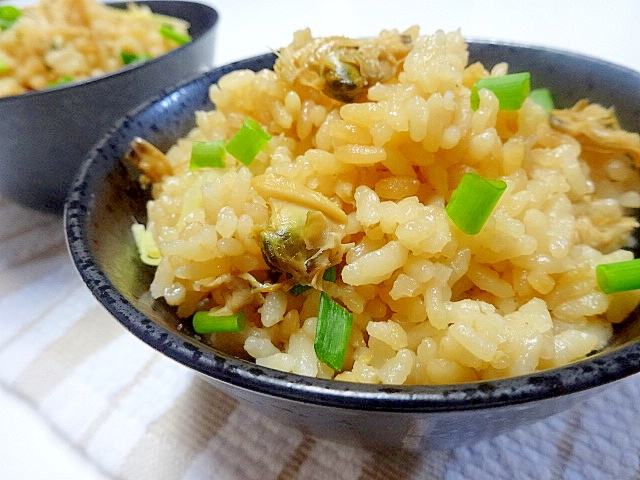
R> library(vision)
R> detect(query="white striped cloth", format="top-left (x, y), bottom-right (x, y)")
top-left (1, 194), bottom-right (639, 480)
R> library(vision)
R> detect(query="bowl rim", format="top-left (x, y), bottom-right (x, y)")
top-left (0, 0), bottom-right (218, 105)
top-left (65, 42), bottom-right (640, 413)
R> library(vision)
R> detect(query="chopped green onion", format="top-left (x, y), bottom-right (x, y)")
top-left (596, 259), bottom-right (640, 294)
top-left (290, 266), bottom-right (338, 296)
top-left (131, 223), bottom-right (161, 266)
top-left (314, 292), bottom-right (353, 371)
top-left (529, 88), bottom-right (554, 114)
top-left (121, 51), bottom-right (152, 65)
top-left (322, 265), bottom-right (338, 282)
top-left (290, 284), bottom-right (312, 296)
top-left (0, 58), bottom-right (8, 73)
top-left (0, 5), bottom-right (21, 20)
top-left (445, 173), bottom-right (507, 235)
top-left (225, 118), bottom-right (271, 165)
top-left (121, 51), bottom-right (138, 64)
top-left (470, 72), bottom-right (531, 111)
top-left (48, 76), bottom-right (74, 87)
top-left (189, 140), bottom-right (226, 169)
top-left (0, 5), bottom-right (22, 30)
top-left (159, 24), bottom-right (191, 45)
top-left (193, 311), bottom-right (246, 333)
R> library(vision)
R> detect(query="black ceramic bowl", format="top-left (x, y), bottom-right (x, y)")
top-left (0, 1), bottom-right (218, 214)
top-left (65, 44), bottom-right (640, 449)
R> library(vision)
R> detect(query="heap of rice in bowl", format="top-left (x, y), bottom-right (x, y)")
top-left (0, 0), bottom-right (190, 97)
top-left (130, 28), bottom-right (640, 385)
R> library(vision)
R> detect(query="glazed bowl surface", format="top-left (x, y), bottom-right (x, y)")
top-left (0, 0), bottom-right (218, 214)
top-left (65, 43), bottom-right (640, 449)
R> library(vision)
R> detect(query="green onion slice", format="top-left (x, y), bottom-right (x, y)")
top-left (131, 223), bottom-right (161, 266)
top-left (193, 311), bottom-right (246, 334)
top-left (470, 72), bottom-right (531, 111)
top-left (596, 259), bottom-right (640, 294)
top-left (159, 24), bottom-right (191, 45)
top-left (225, 118), bottom-right (271, 165)
top-left (190, 140), bottom-right (226, 169)
top-left (529, 88), bottom-right (554, 114)
top-left (121, 51), bottom-right (152, 65)
top-left (291, 266), bottom-right (338, 296)
top-left (314, 292), bottom-right (353, 371)
top-left (445, 172), bottom-right (507, 235)
top-left (121, 51), bottom-right (138, 65)
top-left (322, 265), bottom-right (338, 282)
top-left (290, 284), bottom-right (312, 296)
top-left (48, 76), bottom-right (74, 87)
top-left (0, 57), bottom-right (8, 73)
top-left (0, 5), bottom-right (22, 30)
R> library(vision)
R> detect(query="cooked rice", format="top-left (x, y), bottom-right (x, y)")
top-left (138, 28), bottom-right (640, 384)
top-left (0, 0), bottom-right (189, 97)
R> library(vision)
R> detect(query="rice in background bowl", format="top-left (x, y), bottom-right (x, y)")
top-left (128, 28), bottom-right (640, 385)
top-left (0, 0), bottom-right (190, 97)
top-left (0, 0), bottom-right (218, 213)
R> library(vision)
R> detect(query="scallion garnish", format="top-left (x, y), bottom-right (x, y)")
top-left (290, 266), bottom-right (338, 296)
top-left (121, 51), bottom-right (152, 65)
top-left (322, 265), bottom-right (337, 282)
top-left (0, 5), bottom-right (22, 30)
top-left (596, 259), bottom-right (640, 294)
top-left (470, 72), bottom-right (531, 111)
top-left (159, 24), bottom-right (191, 45)
top-left (189, 140), bottom-right (226, 169)
top-left (529, 88), bottom-right (554, 114)
top-left (0, 58), bottom-right (8, 73)
top-left (225, 118), bottom-right (271, 165)
top-left (48, 76), bottom-right (74, 87)
top-left (193, 311), bottom-right (246, 334)
top-left (131, 223), bottom-right (161, 266)
top-left (314, 292), bottom-right (353, 371)
top-left (445, 172), bottom-right (507, 235)
top-left (290, 284), bottom-right (312, 296)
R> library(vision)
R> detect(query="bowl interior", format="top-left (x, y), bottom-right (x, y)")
top-left (65, 42), bottom-right (640, 413)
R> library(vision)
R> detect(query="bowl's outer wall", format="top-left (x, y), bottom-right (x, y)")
top-left (200, 371), bottom-right (605, 449)
top-left (0, 1), bottom-right (218, 214)
top-left (66, 44), bottom-right (640, 448)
